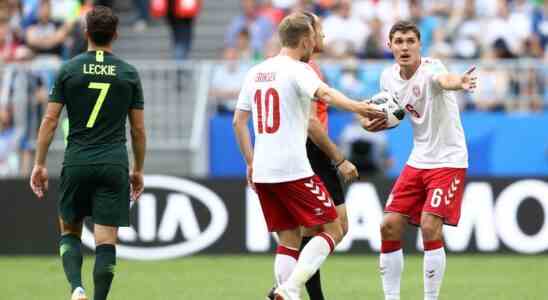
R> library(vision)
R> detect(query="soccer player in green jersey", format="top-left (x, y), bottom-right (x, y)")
top-left (29, 6), bottom-right (147, 300)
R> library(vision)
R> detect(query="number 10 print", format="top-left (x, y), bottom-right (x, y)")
top-left (254, 88), bottom-right (280, 134)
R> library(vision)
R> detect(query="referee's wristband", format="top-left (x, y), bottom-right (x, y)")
top-left (333, 159), bottom-right (346, 168)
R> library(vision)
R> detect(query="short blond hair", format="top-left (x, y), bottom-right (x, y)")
top-left (278, 12), bottom-right (313, 48)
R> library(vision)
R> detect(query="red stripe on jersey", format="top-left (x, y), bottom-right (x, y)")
top-left (308, 61), bottom-right (328, 131)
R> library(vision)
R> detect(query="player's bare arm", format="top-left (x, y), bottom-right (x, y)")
top-left (308, 102), bottom-right (358, 183)
top-left (315, 82), bottom-right (385, 119)
top-left (435, 66), bottom-right (478, 92)
top-left (30, 102), bottom-right (63, 199)
top-left (233, 108), bottom-right (255, 190)
top-left (129, 108), bottom-right (147, 201)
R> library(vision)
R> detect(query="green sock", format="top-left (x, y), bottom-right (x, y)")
top-left (93, 244), bottom-right (116, 300)
top-left (59, 234), bottom-right (83, 292)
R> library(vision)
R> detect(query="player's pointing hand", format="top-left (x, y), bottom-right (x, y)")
top-left (461, 66), bottom-right (477, 92)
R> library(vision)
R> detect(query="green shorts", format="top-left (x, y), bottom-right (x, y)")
top-left (59, 164), bottom-right (130, 226)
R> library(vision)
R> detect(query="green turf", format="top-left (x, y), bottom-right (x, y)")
top-left (1, 255), bottom-right (546, 299)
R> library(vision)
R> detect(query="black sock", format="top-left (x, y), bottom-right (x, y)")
top-left (59, 234), bottom-right (83, 292)
top-left (301, 236), bottom-right (325, 300)
top-left (93, 244), bottom-right (116, 300)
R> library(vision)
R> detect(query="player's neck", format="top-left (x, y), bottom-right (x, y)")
top-left (278, 47), bottom-right (304, 61)
top-left (399, 57), bottom-right (421, 80)
top-left (87, 44), bottom-right (113, 54)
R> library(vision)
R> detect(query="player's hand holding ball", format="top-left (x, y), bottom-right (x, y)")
top-left (361, 91), bottom-right (405, 131)
top-left (356, 100), bottom-right (387, 120)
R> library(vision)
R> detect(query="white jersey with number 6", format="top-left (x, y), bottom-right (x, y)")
top-left (236, 55), bottom-right (322, 183)
top-left (380, 57), bottom-right (468, 169)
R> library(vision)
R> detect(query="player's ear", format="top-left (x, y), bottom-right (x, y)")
top-left (113, 30), bottom-right (119, 42)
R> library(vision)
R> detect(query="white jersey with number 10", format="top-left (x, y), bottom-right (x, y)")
top-left (236, 55), bottom-right (322, 183)
top-left (380, 57), bottom-right (468, 169)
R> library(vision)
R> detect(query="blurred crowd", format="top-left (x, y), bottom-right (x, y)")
top-left (0, 0), bottom-right (97, 177)
top-left (211, 0), bottom-right (548, 114)
top-left (1, 0), bottom-right (547, 178)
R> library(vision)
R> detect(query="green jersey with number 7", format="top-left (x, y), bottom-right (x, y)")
top-left (49, 50), bottom-right (144, 167)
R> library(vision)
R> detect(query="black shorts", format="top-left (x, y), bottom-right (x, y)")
top-left (59, 164), bottom-right (130, 226)
top-left (306, 139), bottom-right (346, 206)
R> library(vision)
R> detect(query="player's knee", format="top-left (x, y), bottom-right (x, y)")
top-left (420, 221), bottom-right (442, 241)
top-left (340, 219), bottom-right (349, 237)
top-left (380, 219), bottom-right (401, 240)
top-left (324, 223), bottom-right (344, 244)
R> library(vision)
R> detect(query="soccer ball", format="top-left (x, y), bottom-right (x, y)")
top-left (367, 91), bottom-right (405, 128)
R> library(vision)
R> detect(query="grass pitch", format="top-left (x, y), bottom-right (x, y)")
top-left (1, 255), bottom-right (545, 299)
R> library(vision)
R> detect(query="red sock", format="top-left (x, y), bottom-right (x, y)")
top-left (276, 245), bottom-right (299, 260)
top-left (381, 240), bottom-right (402, 253)
top-left (423, 240), bottom-right (443, 251)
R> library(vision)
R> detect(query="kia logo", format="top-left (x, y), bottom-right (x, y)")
top-left (81, 175), bottom-right (228, 260)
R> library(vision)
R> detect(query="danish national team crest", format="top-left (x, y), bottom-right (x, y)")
top-left (412, 85), bottom-right (421, 98)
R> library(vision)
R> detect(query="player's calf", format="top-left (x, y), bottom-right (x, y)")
top-left (420, 214), bottom-right (446, 300)
top-left (380, 213), bottom-right (407, 300)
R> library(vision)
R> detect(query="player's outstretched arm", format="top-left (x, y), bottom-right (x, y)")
top-left (233, 109), bottom-right (255, 190)
top-left (315, 82), bottom-right (386, 119)
top-left (30, 102), bottom-right (63, 199)
top-left (308, 103), bottom-right (358, 183)
top-left (129, 109), bottom-right (146, 201)
top-left (435, 66), bottom-right (477, 92)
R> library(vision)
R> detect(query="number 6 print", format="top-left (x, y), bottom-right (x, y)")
top-left (430, 188), bottom-right (444, 208)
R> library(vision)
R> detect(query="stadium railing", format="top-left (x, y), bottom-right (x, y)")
top-left (0, 59), bottom-right (546, 178)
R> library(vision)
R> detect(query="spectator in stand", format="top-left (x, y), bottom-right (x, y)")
top-left (337, 59), bottom-right (369, 99)
top-left (359, 17), bottom-right (386, 59)
top-left (6, 0), bottom-right (25, 41)
top-left (467, 50), bottom-right (508, 112)
top-left (353, 0), bottom-right (410, 56)
top-left (271, 0), bottom-right (296, 11)
top-left (484, 0), bottom-right (531, 57)
top-left (49, 0), bottom-right (80, 23)
top-left (1, 13), bottom-right (32, 64)
top-left (225, 0), bottom-right (275, 58)
top-left (339, 116), bottom-right (393, 179)
top-left (132, 0), bottom-right (151, 32)
top-left (429, 28), bottom-right (453, 59)
top-left (323, 0), bottom-right (369, 57)
top-left (312, 0), bottom-right (336, 17)
top-left (422, 0), bottom-right (453, 19)
top-left (0, 106), bottom-right (19, 177)
top-left (447, 0), bottom-right (482, 59)
top-left (260, 0), bottom-right (285, 25)
top-left (408, 0), bottom-right (439, 56)
top-left (25, 0), bottom-right (74, 60)
top-left (236, 28), bottom-right (254, 61)
top-left (532, 1), bottom-right (548, 53)
top-left (94, 0), bottom-right (113, 7)
top-left (209, 47), bottom-right (250, 114)
top-left (166, 0), bottom-right (202, 60)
